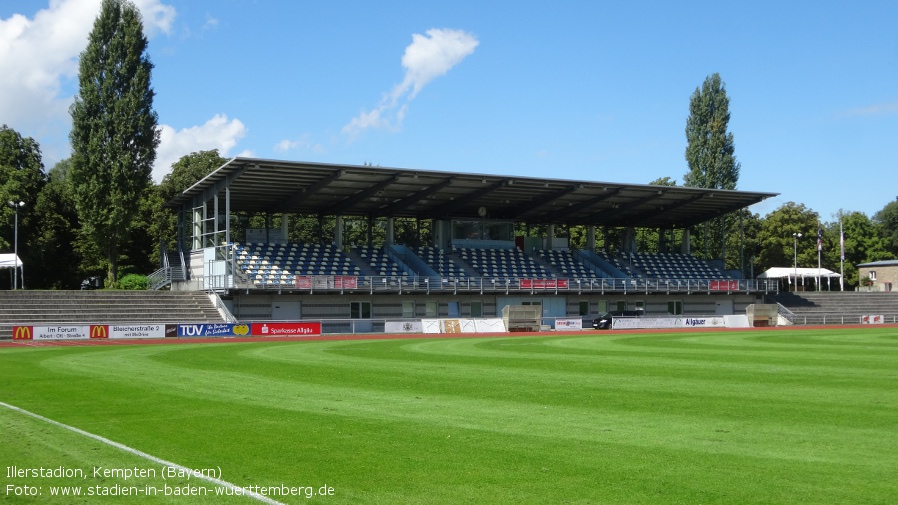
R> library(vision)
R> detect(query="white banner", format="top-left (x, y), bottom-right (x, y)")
top-left (611, 316), bottom-right (733, 330)
top-left (385, 321), bottom-right (424, 333)
top-left (474, 319), bottom-right (506, 333)
top-left (421, 319), bottom-right (442, 334)
top-left (554, 319), bottom-right (583, 330)
top-left (861, 315), bottom-right (884, 324)
top-left (109, 324), bottom-right (165, 339)
top-left (31, 325), bottom-right (90, 340)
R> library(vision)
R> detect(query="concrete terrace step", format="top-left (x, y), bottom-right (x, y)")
top-left (0, 290), bottom-right (226, 339)
top-left (770, 291), bottom-right (898, 325)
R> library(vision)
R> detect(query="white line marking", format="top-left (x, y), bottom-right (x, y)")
top-left (0, 400), bottom-right (286, 505)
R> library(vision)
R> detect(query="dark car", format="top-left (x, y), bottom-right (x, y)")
top-left (592, 310), bottom-right (642, 330)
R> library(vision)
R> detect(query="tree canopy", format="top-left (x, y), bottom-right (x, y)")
top-left (683, 73), bottom-right (741, 263)
top-left (69, 0), bottom-right (160, 284)
top-left (684, 73), bottom-right (740, 190)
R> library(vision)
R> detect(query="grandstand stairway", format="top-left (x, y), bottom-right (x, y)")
top-left (0, 291), bottom-right (226, 339)
top-left (768, 291), bottom-right (898, 325)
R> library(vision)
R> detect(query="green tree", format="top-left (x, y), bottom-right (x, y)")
top-left (684, 73), bottom-right (740, 190)
top-left (1, 125), bottom-right (46, 290)
top-left (29, 159), bottom-right (88, 288)
top-left (831, 210), bottom-right (890, 288)
top-left (873, 198), bottom-right (898, 257)
top-left (755, 202), bottom-right (820, 284)
top-left (684, 73), bottom-right (741, 262)
top-left (156, 150), bottom-right (227, 254)
top-left (1, 125), bottom-right (45, 252)
top-left (639, 177), bottom-right (680, 254)
top-left (69, 0), bottom-right (160, 285)
top-left (724, 208), bottom-right (762, 277)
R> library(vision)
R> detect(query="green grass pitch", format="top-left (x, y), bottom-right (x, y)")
top-left (1, 327), bottom-right (897, 504)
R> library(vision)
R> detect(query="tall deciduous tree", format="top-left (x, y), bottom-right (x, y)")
top-left (873, 198), bottom-right (898, 257)
top-left (30, 159), bottom-right (87, 289)
top-left (684, 73), bottom-right (741, 262)
top-left (69, 0), bottom-right (160, 284)
top-left (1, 125), bottom-right (45, 252)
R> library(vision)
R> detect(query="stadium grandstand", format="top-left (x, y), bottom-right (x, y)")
top-left (158, 158), bottom-right (780, 332)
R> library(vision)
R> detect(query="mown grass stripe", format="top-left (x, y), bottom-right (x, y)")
top-left (0, 400), bottom-right (287, 505)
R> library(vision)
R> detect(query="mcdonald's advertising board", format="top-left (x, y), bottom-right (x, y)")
top-left (12, 325), bottom-right (91, 340)
top-left (14, 324), bottom-right (172, 340)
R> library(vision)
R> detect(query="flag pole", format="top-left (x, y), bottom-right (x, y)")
top-left (840, 220), bottom-right (845, 291)
top-left (817, 225), bottom-right (822, 291)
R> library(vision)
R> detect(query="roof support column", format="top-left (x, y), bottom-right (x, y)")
top-left (434, 219), bottom-right (449, 249)
top-left (335, 215), bottom-right (344, 250)
top-left (547, 224), bottom-right (555, 251)
top-left (386, 217), bottom-right (395, 245)
top-left (681, 229), bottom-right (691, 255)
top-left (281, 213), bottom-right (289, 244)
top-left (587, 226), bottom-right (596, 252)
top-left (225, 187), bottom-right (231, 248)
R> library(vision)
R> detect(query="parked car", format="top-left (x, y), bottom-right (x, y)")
top-left (80, 276), bottom-right (102, 290)
top-left (592, 310), bottom-right (642, 330)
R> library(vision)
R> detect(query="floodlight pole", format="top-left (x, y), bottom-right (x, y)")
top-left (792, 232), bottom-right (802, 292)
top-left (7, 200), bottom-right (25, 290)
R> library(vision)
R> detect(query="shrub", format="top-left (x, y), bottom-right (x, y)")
top-left (116, 273), bottom-right (148, 290)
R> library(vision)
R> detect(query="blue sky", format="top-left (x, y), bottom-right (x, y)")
top-left (2, 0), bottom-right (896, 222)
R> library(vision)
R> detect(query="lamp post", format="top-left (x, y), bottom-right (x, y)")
top-left (7, 200), bottom-right (25, 290)
top-left (792, 232), bottom-right (802, 292)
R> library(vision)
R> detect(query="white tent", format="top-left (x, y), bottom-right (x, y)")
top-left (758, 267), bottom-right (841, 279)
top-left (758, 267), bottom-right (840, 290)
top-left (0, 253), bottom-right (24, 289)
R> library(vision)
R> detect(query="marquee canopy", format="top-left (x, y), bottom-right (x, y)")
top-left (758, 267), bottom-right (841, 279)
top-left (0, 254), bottom-right (22, 269)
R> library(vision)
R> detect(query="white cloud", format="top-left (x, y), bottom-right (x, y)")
top-left (155, 114), bottom-right (247, 182)
top-left (274, 133), bottom-right (326, 154)
top-left (343, 28), bottom-right (478, 137)
top-left (843, 99), bottom-right (898, 117)
top-left (0, 0), bottom-right (175, 163)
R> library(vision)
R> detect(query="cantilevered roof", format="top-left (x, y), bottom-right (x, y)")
top-left (167, 158), bottom-right (777, 229)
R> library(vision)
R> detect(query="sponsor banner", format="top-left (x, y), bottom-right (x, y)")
top-left (385, 321), bottom-right (424, 334)
top-left (108, 324), bottom-right (165, 339)
top-left (611, 316), bottom-right (738, 330)
top-left (710, 280), bottom-right (740, 291)
top-left (251, 322), bottom-right (321, 336)
top-left (333, 276), bottom-right (358, 289)
top-left (520, 278), bottom-right (570, 289)
top-left (677, 317), bottom-right (726, 328)
top-left (31, 325), bottom-right (91, 340)
top-left (165, 324), bottom-right (179, 338)
top-left (12, 326), bottom-right (33, 340)
top-left (611, 318), bottom-right (640, 330)
top-left (441, 319), bottom-right (462, 334)
top-left (555, 318), bottom-right (583, 330)
top-left (90, 325), bottom-right (109, 339)
top-left (862, 315), bottom-right (884, 324)
top-left (178, 323), bottom-right (241, 337)
top-left (640, 317), bottom-right (678, 328)
top-left (296, 275), bottom-right (358, 289)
